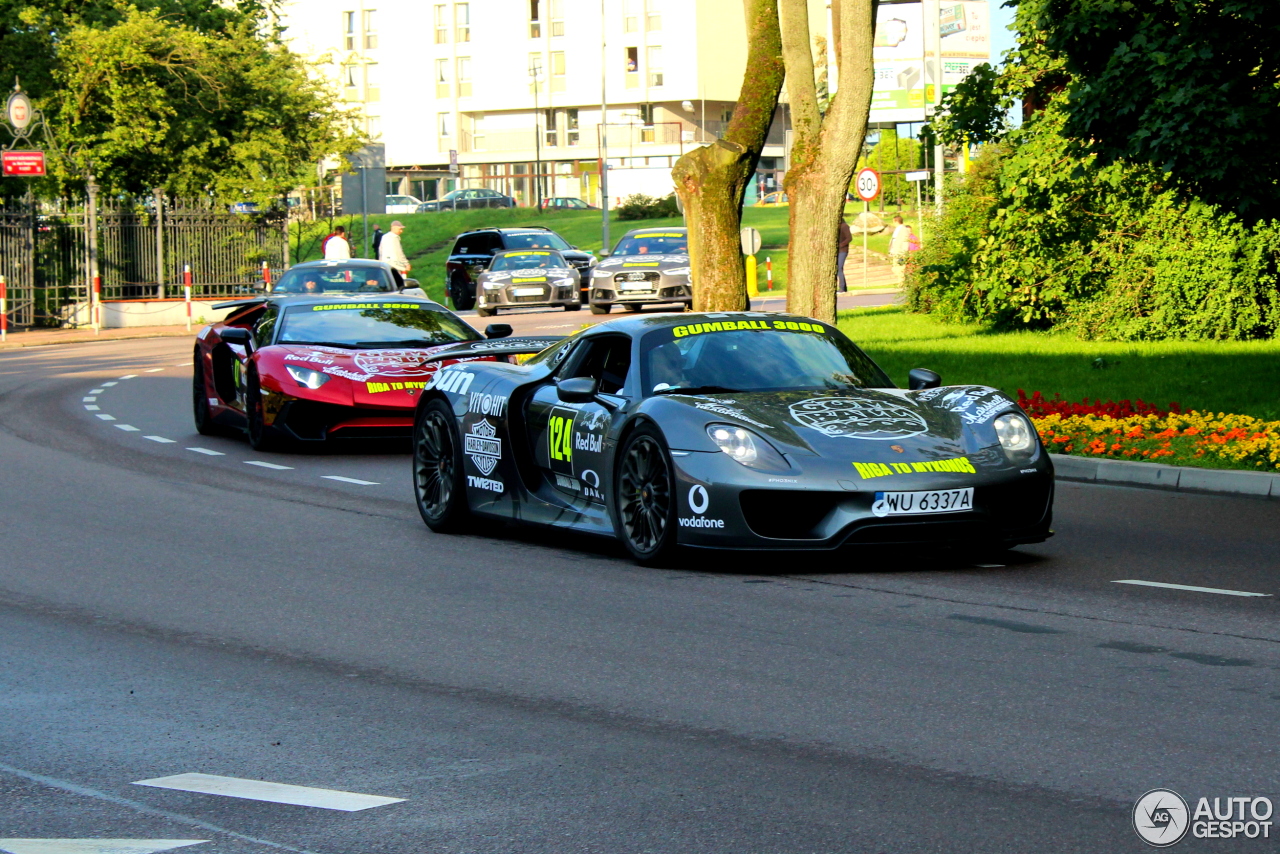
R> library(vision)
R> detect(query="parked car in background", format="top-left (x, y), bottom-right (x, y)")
top-left (540, 197), bottom-right (597, 211)
top-left (385, 195), bottom-right (423, 214)
top-left (754, 192), bottom-right (789, 207)
top-left (418, 189), bottom-right (516, 212)
top-left (445, 226), bottom-right (595, 310)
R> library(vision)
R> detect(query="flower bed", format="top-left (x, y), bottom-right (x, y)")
top-left (1017, 391), bottom-right (1280, 473)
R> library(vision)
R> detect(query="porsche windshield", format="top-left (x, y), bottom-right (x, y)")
top-left (640, 320), bottom-right (893, 395)
top-left (502, 231), bottom-right (572, 251)
top-left (277, 303), bottom-right (479, 348)
top-left (612, 232), bottom-right (688, 256)
top-left (489, 250), bottom-right (568, 271)
top-left (273, 265), bottom-right (395, 294)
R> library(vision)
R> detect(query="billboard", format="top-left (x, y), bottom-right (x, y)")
top-left (864, 0), bottom-right (991, 125)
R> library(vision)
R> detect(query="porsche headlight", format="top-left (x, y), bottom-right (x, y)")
top-left (994, 412), bottom-right (1034, 453)
top-left (706, 424), bottom-right (789, 471)
top-left (286, 365), bottom-right (330, 390)
top-left (592, 268), bottom-right (614, 279)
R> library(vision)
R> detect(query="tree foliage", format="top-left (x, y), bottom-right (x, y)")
top-left (2, 0), bottom-right (361, 202)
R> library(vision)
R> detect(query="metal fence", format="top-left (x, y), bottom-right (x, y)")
top-left (0, 196), bottom-right (287, 328)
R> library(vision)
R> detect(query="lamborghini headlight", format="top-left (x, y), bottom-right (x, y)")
top-left (286, 365), bottom-right (330, 390)
top-left (706, 424), bottom-right (789, 471)
top-left (994, 412), bottom-right (1034, 453)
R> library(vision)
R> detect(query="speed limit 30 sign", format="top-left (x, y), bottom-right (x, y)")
top-left (855, 168), bottom-right (881, 202)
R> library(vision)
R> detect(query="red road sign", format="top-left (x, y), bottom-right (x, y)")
top-left (855, 167), bottom-right (881, 202)
top-left (2, 151), bottom-right (46, 177)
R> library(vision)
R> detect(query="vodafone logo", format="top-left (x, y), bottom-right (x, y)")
top-left (688, 484), bottom-right (709, 514)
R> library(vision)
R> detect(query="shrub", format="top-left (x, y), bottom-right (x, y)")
top-left (617, 193), bottom-right (679, 221)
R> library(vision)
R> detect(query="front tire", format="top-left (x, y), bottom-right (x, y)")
top-left (624, 304), bottom-right (642, 313)
top-left (246, 367), bottom-right (287, 452)
top-left (615, 424), bottom-right (679, 565)
top-left (565, 302), bottom-right (581, 311)
top-left (413, 398), bottom-right (471, 532)
top-left (450, 274), bottom-right (476, 311)
top-left (192, 352), bottom-right (220, 436)
top-left (590, 303), bottom-right (611, 315)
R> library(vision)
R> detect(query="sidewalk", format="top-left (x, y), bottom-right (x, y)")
top-left (0, 324), bottom-right (197, 351)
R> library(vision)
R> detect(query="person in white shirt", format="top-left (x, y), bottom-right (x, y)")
top-left (887, 215), bottom-right (911, 285)
top-left (378, 220), bottom-right (411, 287)
top-left (322, 225), bottom-right (351, 260)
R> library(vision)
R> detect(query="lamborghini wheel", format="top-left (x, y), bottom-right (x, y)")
top-left (615, 423), bottom-right (679, 565)
top-left (413, 398), bottom-right (471, 532)
top-left (192, 351), bottom-right (219, 436)
top-left (246, 368), bottom-right (286, 452)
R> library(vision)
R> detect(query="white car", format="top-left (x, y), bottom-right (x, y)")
top-left (385, 194), bottom-right (423, 214)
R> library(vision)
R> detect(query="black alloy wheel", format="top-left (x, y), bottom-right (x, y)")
top-left (564, 301), bottom-right (581, 312)
top-left (624, 304), bottom-right (642, 312)
top-left (590, 303), bottom-right (611, 315)
top-left (413, 398), bottom-right (471, 532)
top-left (450, 273), bottom-right (476, 311)
top-left (245, 367), bottom-right (285, 452)
top-left (616, 424), bottom-right (678, 565)
top-left (192, 350), bottom-right (219, 436)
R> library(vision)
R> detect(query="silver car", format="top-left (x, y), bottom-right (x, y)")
top-left (588, 227), bottom-right (693, 314)
top-left (475, 249), bottom-right (582, 317)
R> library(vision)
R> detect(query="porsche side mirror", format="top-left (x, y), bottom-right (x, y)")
top-left (485, 323), bottom-right (513, 339)
top-left (908, 368), bottom-right (942, 390)
top-left (557, 376), bottom-right (597, 404)
top-left (220, 326), bottom-right (253, 352)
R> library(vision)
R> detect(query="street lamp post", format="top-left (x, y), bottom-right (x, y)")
top-left (599, 0), bottom-right (609, 253)
top-left (530, 59), bottom-right (544, 209)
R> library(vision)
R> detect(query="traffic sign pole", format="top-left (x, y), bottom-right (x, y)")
top-left (855, 169), bottom-right (881, 294)
top-left (0, 275), bottom-right (7, 343)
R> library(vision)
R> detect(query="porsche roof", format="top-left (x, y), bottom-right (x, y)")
top-left (213, 293), bottom-right (446, 312)
top-left (574, 311), bottom-right (833, 337)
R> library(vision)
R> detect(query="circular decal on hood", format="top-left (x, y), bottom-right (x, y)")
top-left (789, 396), bottom-right (927, 441)
top-left (353, 349), bottom-right (436, 377)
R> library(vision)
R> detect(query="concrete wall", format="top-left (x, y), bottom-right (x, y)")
top-left (65, 300), bottom-right (242, 329)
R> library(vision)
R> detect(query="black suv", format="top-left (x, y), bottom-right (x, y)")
top-left (445, 226), bottom-right (595, 311)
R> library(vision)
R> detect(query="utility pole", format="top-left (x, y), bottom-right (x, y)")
top-left (531, 57), bottom-right (544, 210)
top-left (600, 0), bottom-right (610, 253)
top-left (153, 188), bottom-right (165, 299)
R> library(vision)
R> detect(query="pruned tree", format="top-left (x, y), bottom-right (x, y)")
top-left (671, 0), bottom-right (785, 311)
top-left (780, 0), bottom-right (878, 323)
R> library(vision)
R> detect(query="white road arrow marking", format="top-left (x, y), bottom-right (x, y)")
top-left (321, 475), bottom-right (380, 485)
top-left (0, 841), bottom-right (205, 854)
top-left (132, 773), bottom-right (405, 812)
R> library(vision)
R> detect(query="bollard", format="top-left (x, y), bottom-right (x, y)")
top-left (0, 274), bottom-right (7, 343)
top-left (746, 255), bottom-right (758, 297)
top-left (92, 272), bottom-right (102, 334)
top-left (184, 264), bottom-right (193, 332)
top-left (262, 260), bottom-right (272, 291)
top-left (765, 257), bottom-right (773, 290)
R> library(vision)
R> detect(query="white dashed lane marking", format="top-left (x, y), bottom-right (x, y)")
top-left (176, 362), bottom-right (193, 367)
top-left (88, 389), bottom-right (104, 394)
top-left (114, 424), bottom-right (140, 432)
top-left (186, 447), bottom-right (224, 456)
top-left (95, 414), bottom-right (115, 421)
top-left (322, 475), bottom-right (380, 486)
top-left (143, 368), bottom-right (164, 373)
top-left (131, 773), bottom-right (405, 812)
top-left (100, 381), bottom-right (117, 387)
top-left (84, 405), bottom-right (99, 411)
top-left (144, 436), bottom-right (176, 444)
top-left (83, 396), bottom-right (97, 402)
top-left (118, 374), bottom-right (137, 380)
top-left (0, 840), bottom-right (206, 854)
top-left (1113, 579), bottom-right (1271, 598)
top-left (244, 460), bottom-right (293, 470)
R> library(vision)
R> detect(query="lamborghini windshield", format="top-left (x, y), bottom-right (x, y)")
top-left (640, 319), bottom-right (893, 395)
top-left (276, 302), bottom-right (480, 348)
top-left (274, 264), bottom-right (396, 294)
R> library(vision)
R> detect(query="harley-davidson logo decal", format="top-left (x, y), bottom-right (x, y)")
top-left (465, 418), bottom-right (502, 476)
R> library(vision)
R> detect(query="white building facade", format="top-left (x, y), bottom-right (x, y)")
top-left (279, 0), bottom-right (794, 207)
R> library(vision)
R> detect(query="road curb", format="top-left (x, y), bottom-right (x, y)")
top-left (1051, 453), bottom-right (1280, 500)
top-left (0, 327), bottom-right (196, 350)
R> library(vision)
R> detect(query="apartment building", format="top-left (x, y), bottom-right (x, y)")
top-left (278, 0), bottom-right (793, 206)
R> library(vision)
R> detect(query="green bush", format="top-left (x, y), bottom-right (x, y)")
top-left (616, 193), bottom-right (680, 221)
top-left (908, 101), bottom-right (1280, 341)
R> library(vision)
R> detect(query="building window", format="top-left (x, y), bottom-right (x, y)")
top-left (363, 9), bottom-right (377, 49)
top-left (566, 108), bottom-right (579, 146)
top-left (366, 63), bottom-right (380, 101)
top-left (622, 0), bottom-right (639, 33)
top-left (456, 3), bottom-right (471, 42)
top-left (550, 0), bottom-right (564, 36)
top-left (625, 46), bottom-right (639, 88)
top-left (343, 11), bottom-right (356, 50)
top-left (639, 103), bottom-right (656, 125)
top-left (457, 56), bottom-right (472, 97)
top-left (529, 0), bottom-right (541, 37)
top-left (439, 112), bottom-right (454, 137)
top-left (550, 50), bottom-right (565, 92)
top-left (646, 0), bottom-right (661, 31)
top-left (434, 4), bottom-right (448, 43)
top-left (343, 64), bottom-right (358, 88)
top-left (367, 115), bottom-right (381, 138)
top-left (435, 58), bottom-right (450, 97)
top-left (544, 109), bottom-right (558, 147)
top-left (647, 46), bottom-right (662, 87)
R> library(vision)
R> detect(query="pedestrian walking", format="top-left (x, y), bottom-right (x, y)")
top-left (836, 215), bottom-right (852, 293)
top-left (321, 225), bottom-right (351, 260)
top-left (888, 214), bottom-right (911, 286)
top-left (378, 220), bottom-right (411, 287)
top-left (371, 224), bottom-right (385, 258)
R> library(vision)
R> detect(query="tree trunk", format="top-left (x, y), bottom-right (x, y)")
top-left (781, 0), bottom-right (878, 324)
top-left (672, 0), bottom-right (784, 311)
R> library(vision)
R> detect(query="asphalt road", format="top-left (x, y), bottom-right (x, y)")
top-left (1, 304), bottom-right (1277, 853)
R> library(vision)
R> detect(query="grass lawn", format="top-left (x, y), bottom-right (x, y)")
top-left (839, 306), bottom-right (1280, 420)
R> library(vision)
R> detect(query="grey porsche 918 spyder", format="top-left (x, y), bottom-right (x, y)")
top-left (475, 248), bottom-right (582, 316)
top-left (408, 312), bottom-right (1054, 565)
